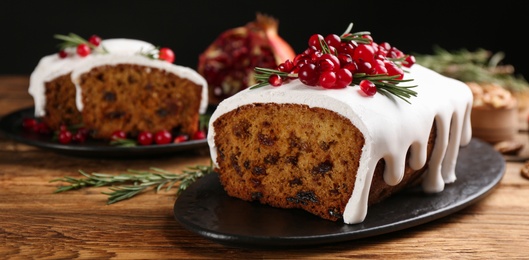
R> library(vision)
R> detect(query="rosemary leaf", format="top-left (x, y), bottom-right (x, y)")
top-left (51, 163), bottom-right (213, 204)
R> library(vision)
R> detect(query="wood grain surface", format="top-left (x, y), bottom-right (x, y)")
top-left (1, 76), bottom-right (528, 259)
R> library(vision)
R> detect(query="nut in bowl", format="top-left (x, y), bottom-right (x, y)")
top-left (467, 82), bottom-right (518, 144)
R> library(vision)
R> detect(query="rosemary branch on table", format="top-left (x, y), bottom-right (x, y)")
top-left (50, 163), bottom-right (213, 204)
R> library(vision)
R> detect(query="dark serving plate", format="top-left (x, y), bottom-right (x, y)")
top-left (174, 138), bottom-right (505, 248)
top-left (0, 107), bottom-right (208, 158)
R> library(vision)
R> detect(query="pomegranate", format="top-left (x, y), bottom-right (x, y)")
top-left (198, 13), bottom-right (296, 105)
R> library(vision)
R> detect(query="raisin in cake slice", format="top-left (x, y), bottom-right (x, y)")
top-left (207, 64), bottom-right (473, 224)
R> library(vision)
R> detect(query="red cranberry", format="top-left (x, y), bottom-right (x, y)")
top-left (154, 130), bottom-right (172, 144)
top-left (137, 131), bottom-right (153, 145)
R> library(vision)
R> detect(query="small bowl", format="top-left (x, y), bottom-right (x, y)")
top-left (471, 106), bottom-right (518, 144)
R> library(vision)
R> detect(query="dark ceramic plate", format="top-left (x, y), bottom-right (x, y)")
top-left (0, 107), bottom-right (208, 158)
top-left (174, 138), bottom-right (505, 248)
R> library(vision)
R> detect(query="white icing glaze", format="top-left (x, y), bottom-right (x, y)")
top-left (207, 64), bottom-right (473, 224)
top-left (28, 38), bottom-right (208, 117)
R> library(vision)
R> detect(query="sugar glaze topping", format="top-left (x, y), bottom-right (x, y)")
top-left (207, 64), bottom-right (473, 224)
top-left (29, 39), bottom-right (208, 117)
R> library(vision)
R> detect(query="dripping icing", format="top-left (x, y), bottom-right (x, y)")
top-left (207, 64), bottom-right (473, 224)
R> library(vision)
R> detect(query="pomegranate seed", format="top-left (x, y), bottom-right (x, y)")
top-left (110, 130), bottom-right (127, 141)
top-left (317, 58), bottom-right (336, 73)
top-left (404, 55), bottom-right (416, 68)
top-left (335, 68), bottom-right (353, 89)
top-left (308, 34), bottom-right (324, 50)
top-left (373, 59), bottom-right (388, 75)
top-left (319, 71), bottom-right (336, 89)
top-left (58, 130), bottom-right (73, 144)
top-left (137, 131), bottom-right (153, 145)
top-left (379, 42), bottom-right (391, 51)
top-left (76, 44), bottom-right (91, 57)
top-left (359, 80), bottom-right (377, 96)
top-left (385, 60), bottom-right (404, 79)
top-left (192, 130), bottom-right (206, 140)
top-left (353, 44), bottom-right (375, 63)
top-left (298, 63), bottom-right (319, 86)
top-left (268, 74), bottom-right (283, 87)
top-left (324, 34), bottom-right (341, 49)
top-left (58, 50), bottom-right (68, 58)
top-left (173, 135), bottom-right (189, 143)
top-left (337, 53), bottom-right (353, 66)
top-left (361, 35), bottom-right (374, 43)
top-left (154, 130), bottom-right (172, 145)
top-left (277, 60), bottom-right (294, 72)
top-left (343, 62), bottom-right (358, 75)
top-left (159, 47), bottom-right (175, 63)
top-left (389, 47), bottom-right (404, 59)
top-left (319, 54), bottom-right (340, 71)
top-left (22, 118), bottom-right (38, 131)
top-left (88, 35), bottom-right (102, 47)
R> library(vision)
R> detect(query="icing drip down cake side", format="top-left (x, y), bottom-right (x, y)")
top-left (207, 64), bottom-right (473, 224)
top-left (29, 38), bottom-right (208, 140)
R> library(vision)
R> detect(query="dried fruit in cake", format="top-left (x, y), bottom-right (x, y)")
top-left (29, 33), bottom-right (208, 143)
top-left (197, 13), bottom-right (296, 105)
top-left (207, 23), bottom-right (473, 224)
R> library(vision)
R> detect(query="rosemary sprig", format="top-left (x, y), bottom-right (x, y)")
top-left (54, 33), bottom-right (108, 53)
top-left (250, 67), bottom-right (417, 103)
top-left (50, 164), bottom-right (213, 204)
top-left (414, 46), bottom-right (529, 93)
top-left (249, 22), bottom-right (417, 103)
top-left (109, 138), bottom-right (137, 147)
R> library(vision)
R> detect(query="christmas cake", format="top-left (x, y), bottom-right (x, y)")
top-left (29, 35), bottom-right (208, 141)
top-left (207, 25), bottom-right (473, 224)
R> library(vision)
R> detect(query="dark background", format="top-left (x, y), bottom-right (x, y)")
top-left (1, 1), bottom-right (526, 80)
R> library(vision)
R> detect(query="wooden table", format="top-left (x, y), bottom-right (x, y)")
top-left (1, 76), bottom-right (528, 259)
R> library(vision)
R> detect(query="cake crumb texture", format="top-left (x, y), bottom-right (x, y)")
top-left (44, 73), bottom-right (83, 129)
top-left (213, 103), bottom-right (436, 221)
top-left (78, 64), bottom-right (202, 139)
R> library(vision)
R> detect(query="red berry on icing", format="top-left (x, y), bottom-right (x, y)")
top-left (77, 44), bottom-right (91, 57)
top-left (88, 35), bottom-right (102, 47)
top-left (359, 80), bottom-right (377, 96)
top-left (319, 71), bottom-right (336, 89)
top-left (58, 50), bottom-right (68, 59)
top-left (154, 130), bottom-right (172, 144)
top-left (298, 63), bottom-right (319, 86)
top-left (308, 34), bottom-right (324, 50)
top-left (192, 130), bottom-right (206, 140)
top-left (137, 131), bottom-right (153, 145)
top-left (373, 59), bottom-right (388, 75)
top-left (58, 130), bottom-right (73, 144)
top-left (403, 55), bottom-right (416, 68)
top-left (159, 47), bottom-right (175, 63)
top-left (110, 130), bottom-right (127, 141)
top-left (268, 74), bottom-right (283, 87)
top-left (335, 68), bottom-right (353, 89)
top-left (385, 60), bottom-right (404, 80)
top-left (353, 44), bottom-right (375, 63)
top-left (324, 34), bottom-right (342, 49)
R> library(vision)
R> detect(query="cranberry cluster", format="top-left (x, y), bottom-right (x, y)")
top-left (266, 30), bottom-right (416, 96)
top-left (58, 35), bottom-right (102, 58)
top-left (22, 118), bottom-right (206, 146)
top-left (111, 129), bottom-right (206, 146)
top-left (56, 34), bottom-right (175, 63)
